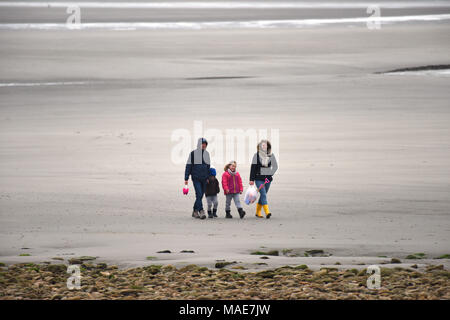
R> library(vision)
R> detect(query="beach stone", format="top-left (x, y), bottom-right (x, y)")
top-left (51, 257), bottom-right (64, 261)
top-left (119, 289), bottom-right (140, 296)
top-left (46, 264), bottom-right (66, 274)
top-left (179, 264), bottom-right (200, 272)
top-left (343, 272), bottom-right (355, 278)
top-left (157, 250), bottom-right (171, 254)
top-left (215, 261), bottom-right (236, 269)
top-left (251, 250), bottom-right (279, 256)
top-left (161, 265), bottom-right (176, 272)
top-left (231, 266), bottom-right (246, 270)
top-left (78, 256), bottom-right (97, 261)
top-left (305, 249), bottom-right (331, 257)
top-left (144, 265), bottom-right (162, 275)
top-left (426, 265), bottom-right (444, 271)
top-left (357, 269), bottom-right (367, 276)
top-left (257, 270), bottom-right (275, 278)
top-left (295, 264), bottom-right (309, 270)
top-left (68, 258), bottom-right (83, 265)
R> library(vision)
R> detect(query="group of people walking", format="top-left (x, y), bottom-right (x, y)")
top-left (184, 138), bottom-right (278, 220)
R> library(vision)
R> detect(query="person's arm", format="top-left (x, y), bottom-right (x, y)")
top-left (215, 179), bottom-right (220, 194)
top-left (270, 154), bottom-right (278, 176)
top-left (249, 153), bottom-right (257, 184)
top-left (238, 173), bottom-right (243, 193)
top-left (221, 173), bottom-right (229, 194)
top-left (184, 152), bottom-right (192, 183)
top-left (204, 150), bottom-right (211, 171)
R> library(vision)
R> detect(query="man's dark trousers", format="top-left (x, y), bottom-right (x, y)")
top-left (192, 178), bottom-right (207, 211)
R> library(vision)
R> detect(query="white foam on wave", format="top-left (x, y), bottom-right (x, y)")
top-left (1, 1), bottom-right (450, 9)
top-left (0, 81), bottom-right (89, 87)
top-left (0, 14), bottom-right (449, 30)
top-left (385, 69), bottom-right (450, 76)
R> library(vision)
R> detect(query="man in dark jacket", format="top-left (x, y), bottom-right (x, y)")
top-left (185, 138), bottom-right (210, 219)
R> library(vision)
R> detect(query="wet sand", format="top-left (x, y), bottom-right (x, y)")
top-left (0, 5), bottom-right (449, 271)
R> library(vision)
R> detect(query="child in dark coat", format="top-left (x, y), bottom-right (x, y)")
top-left (205, 168), bottom-right (220, 218)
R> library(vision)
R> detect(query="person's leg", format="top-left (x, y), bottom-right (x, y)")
top-left (198, 179), bottom-right (207, 218)
top-left (233, 193), bottom-right (242, 209)
top-left (213, 195), bottom-right (218, 212)
top-left (225, 194), bottom-right (232, 211)
top-left (262, 181), bottom-right (272, 218)
top-left (213, 195), bottom-right (218, 209)
top-left (256, 180), bottom-right (268, 205)
top-left (194, 180), bottom-right (203, 211)
top-left (254, 180), bottom-right (264, 218)
top-left (206, 196), bottom-right (213, 218)
top-left (233, 193), bottom-right (246, 219)
top-left (212, 195), bottom-right (218, 217)
top-left (255, 180), bottom-right (264, 205)
top-left (193, 179), bottom-right (206, 219)
top-left (264, 181), bottom-right (271, 194)
top-left (225, 194), bottom-right (233, 218)
top-left (206, 196), bottom-right (212, 211)
top-left (192, 179), bottom-right (202, 211)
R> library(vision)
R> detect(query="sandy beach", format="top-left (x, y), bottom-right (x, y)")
top-left (0, 1), bottom-right (449, 277)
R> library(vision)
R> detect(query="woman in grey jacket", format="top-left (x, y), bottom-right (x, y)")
top-left (249, 140), bottom-right (278, 218)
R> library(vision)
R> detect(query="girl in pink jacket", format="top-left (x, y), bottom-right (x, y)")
top-left (222, 161), bottom-right (246, 219)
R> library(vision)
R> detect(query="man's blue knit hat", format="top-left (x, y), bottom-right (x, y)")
top-left (209, 168), bottom-right (216, 176)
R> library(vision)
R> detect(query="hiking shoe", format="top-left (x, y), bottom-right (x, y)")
top-left (198, 210), bottom-right (206, 220)
top-left (192, 210), bottom-right (199, 219)
top-left (225, 210), bottom-right (233, 219)
top-left (238, 208), bottom-right (246, 219)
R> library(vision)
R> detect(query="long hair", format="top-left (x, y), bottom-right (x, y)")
top-left (224, 160), bottom-right (237, 172)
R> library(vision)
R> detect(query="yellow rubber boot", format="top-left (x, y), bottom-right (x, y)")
top-left (262, 205), bottom-right (271, 219)
top-left (255, 204), bottom-right (263, 218)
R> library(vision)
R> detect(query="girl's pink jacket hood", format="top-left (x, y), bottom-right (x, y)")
top-left (221, 171), bottom-right (243, 194)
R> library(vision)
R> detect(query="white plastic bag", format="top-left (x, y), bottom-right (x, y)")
top-left (244, 185), bottom-right (258, 205)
